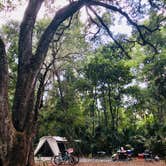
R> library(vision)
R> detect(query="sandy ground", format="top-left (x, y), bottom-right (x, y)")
top-left (35, 159), bottom-right (166, 166)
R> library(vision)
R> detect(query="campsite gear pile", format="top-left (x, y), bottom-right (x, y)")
top-left (112, 147), bottom-right (133, 161)
top-left (51, 148), bottom-right (79, 166)
top-left (138, 150), bottom-right (160, 161)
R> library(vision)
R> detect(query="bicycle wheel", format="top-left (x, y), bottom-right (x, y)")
top-left (73, 154), bottom-right (79, 164)
top-left (51, 156), bottom-right (61, 166)
top-left (70, 154), bottom-right (79, 165)
top-left (68, 156), bottom-right (75, 166)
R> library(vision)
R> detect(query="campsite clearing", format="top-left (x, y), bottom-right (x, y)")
top-left (36, 160), bottom-right (166, 166)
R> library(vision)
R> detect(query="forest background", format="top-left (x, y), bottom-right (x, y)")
top-left (0, 0), bottom-right (165, 165)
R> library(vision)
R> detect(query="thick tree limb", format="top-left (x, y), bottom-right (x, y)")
top-left (12, 0), bottom-right (85, 131)
top-left (0, 38), bottom-right (8, 98)
top-left (32, 0), bottom-right (85, 72)
top-left (0, 37), bottom-right (15, 161)
top-left (12, 0), bottom-right (44, 131)
top-left (0, 37), bottom-right (9, 137)
top-left (19, 0), bottom-right (44, 66)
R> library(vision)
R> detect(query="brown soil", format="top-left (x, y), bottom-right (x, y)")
top-left (36, 160), bottom-right (166, 166)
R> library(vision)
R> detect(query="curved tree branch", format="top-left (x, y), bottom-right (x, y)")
top-left (87, 0), bottom-right (162, 53)
top-left (32, 0), bottom-right (85, 72)
top-left (88, 6), bottom-right (130, 58)
top-left (85, 7), bottom-right (102, 41)
top-left (12, 0), bottom-right (85, 131)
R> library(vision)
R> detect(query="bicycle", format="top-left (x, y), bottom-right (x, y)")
top-left (51, 148), bottom-right (79, 166)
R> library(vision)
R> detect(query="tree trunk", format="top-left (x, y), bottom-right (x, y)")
top-left (55, 70), bottom-right (66, 110)
top-left (101, 88), bottom-right (108, 129)
top-left (0, 37), bottom-right (15, 166)
top-left (0, 132), bottom-right (34, 166)
top-left (0, 0), bottom-right (99, 165)
top-left (108, 86), bottom-right (115, 131)
top-left (0, 37), bottom-right (36, 165)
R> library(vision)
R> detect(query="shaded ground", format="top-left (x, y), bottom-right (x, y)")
top-left (36, 159), bottom-right (166, 166)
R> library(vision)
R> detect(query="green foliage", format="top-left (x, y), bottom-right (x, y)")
top-left (130, 135), bottom-right (146, 154)
top-left (1, 21), bottom-right (19, 108)
top-left (35, 17), bottom-right (89, 143)
top-left (37, 28), bottom-right (166, 155)
top-left (2, 13), bottom-right (165, 157)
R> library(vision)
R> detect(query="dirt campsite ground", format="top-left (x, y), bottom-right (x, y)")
top-left (36, 159), bottom-right (166, 166)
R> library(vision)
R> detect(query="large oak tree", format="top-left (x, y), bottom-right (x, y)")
top-left (0, 0), bottom-right (165, 165)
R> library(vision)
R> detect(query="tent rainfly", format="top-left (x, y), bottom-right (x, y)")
top-left (34, 136), bottom-right (68, 157)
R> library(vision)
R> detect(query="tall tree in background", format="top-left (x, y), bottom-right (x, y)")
top-left (84, 45), bottom-right (133, 150)
top-left (0, 0), bottom-right (165, 165)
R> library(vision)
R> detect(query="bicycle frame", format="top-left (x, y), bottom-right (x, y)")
top-left (52, 148), bottom-right (77, 166)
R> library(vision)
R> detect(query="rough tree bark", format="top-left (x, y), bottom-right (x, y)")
top-left (0, 37), bottom-right (15, 165)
